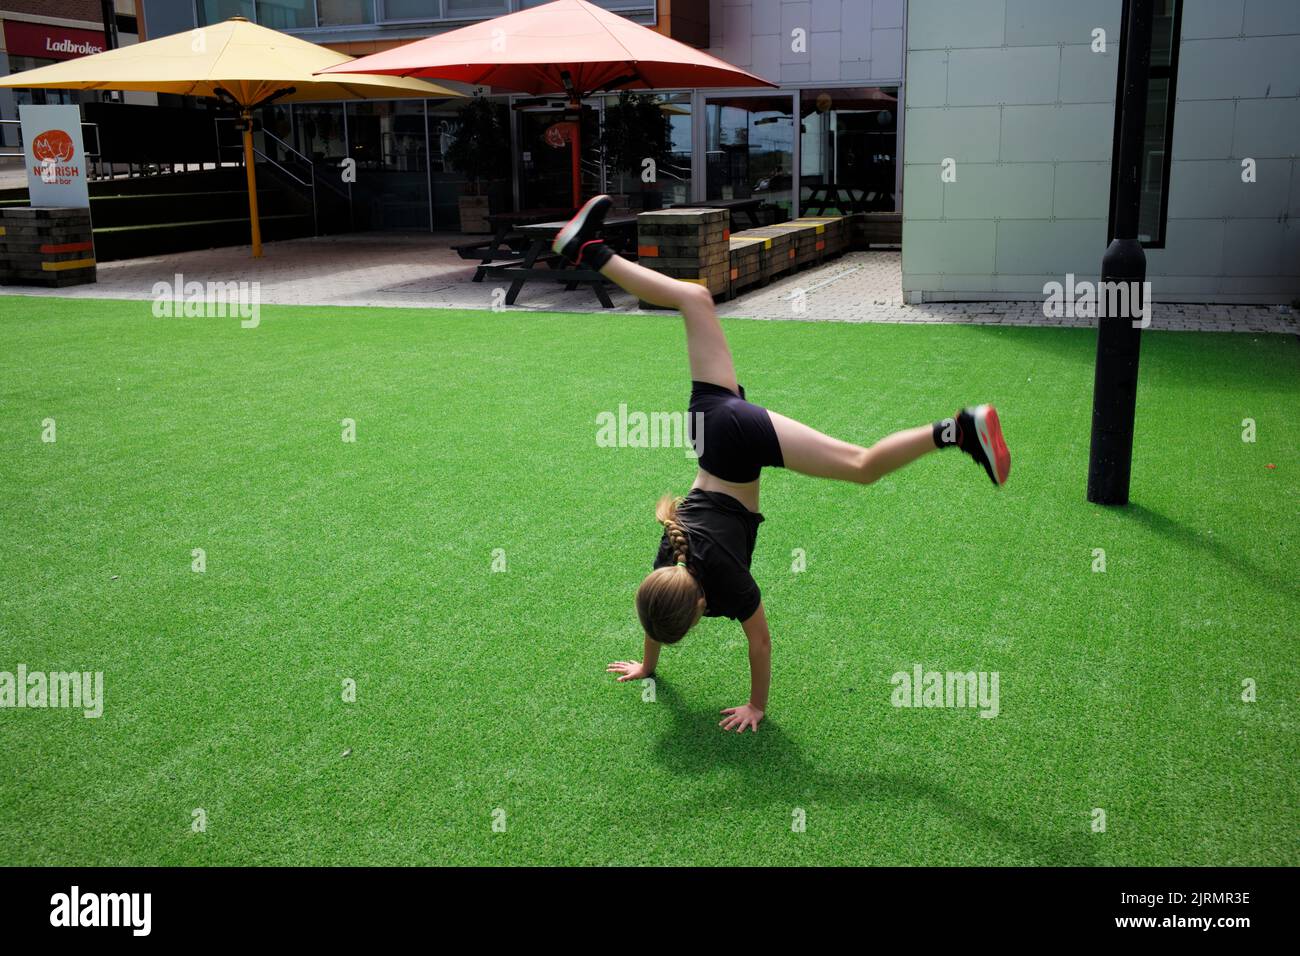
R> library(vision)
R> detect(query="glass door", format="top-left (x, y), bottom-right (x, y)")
top-left (291, 102), bottom-right (354, 232)
top-left (799, 88), bottom-right (899, 214)
top-left (346, 99), bottom-right (430, 231)
top-left (600, 91), bottom-right (693, 212)
top-left (703, 93), bottom-right (796, 223)
top-left (515, 99), bottom-right (601, 212)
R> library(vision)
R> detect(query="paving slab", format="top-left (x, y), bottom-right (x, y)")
top-left (1, 232), bottom-right (1295, 335)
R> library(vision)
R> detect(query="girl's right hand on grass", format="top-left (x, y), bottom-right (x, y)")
top-left (607, 661), bottom-right (651, 682)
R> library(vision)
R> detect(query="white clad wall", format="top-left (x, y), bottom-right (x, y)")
top-left (1166, 0), bottom-right (1300, 299)
top-left (901, 0), bottom-right (1300, 304)
top-left (708, 0), bottom-right (906, 85)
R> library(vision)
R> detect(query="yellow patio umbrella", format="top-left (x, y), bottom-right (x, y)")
top-left (0, 17), bottom-right (461, 256)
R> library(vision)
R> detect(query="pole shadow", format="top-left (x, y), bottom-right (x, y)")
top-left (1121, 502), bottom-right (1297, 597)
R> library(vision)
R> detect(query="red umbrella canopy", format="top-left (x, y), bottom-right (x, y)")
top-left (318, 0), bottom-right (775, 97)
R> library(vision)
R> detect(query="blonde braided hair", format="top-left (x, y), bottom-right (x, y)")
top-left (657, 494), bottom-right (691, 570)
top-left (635, 494), bottom-right (705, 644)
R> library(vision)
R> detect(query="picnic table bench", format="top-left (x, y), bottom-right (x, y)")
top-left (802, 183), bottom-right (896, 217)
top-left (479, 214), bottom-right (638, 308)
top-left (454, 207), bottom-right (575, 281)
top-left (802, 183), bottom-right (872, 216)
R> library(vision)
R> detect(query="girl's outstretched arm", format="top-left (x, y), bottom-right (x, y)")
top-left (721, 603), bottom-right (770, 733)
top-left (607, 633), bottom-right (662, 682)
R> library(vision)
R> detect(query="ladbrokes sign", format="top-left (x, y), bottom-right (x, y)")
top-left (2, 20), bottom-right (106, 60)
top-left (19, 105), bottom-right (90, 207)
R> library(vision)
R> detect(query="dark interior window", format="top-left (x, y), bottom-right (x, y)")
top-left (1108, 0), bottom-right (1182, 248)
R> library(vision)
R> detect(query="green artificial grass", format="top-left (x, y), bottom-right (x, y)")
top-left (0, 294), bottom-right (1295, 867)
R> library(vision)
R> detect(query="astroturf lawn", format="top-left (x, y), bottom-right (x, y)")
top-left (0, 294), bottom-right (1296, 867)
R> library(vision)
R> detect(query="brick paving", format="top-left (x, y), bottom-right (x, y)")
top-left (1, 232), bottom-right (1296, 334)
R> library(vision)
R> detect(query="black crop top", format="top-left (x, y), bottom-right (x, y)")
top-left (653, 488), bottom-right (764, 622)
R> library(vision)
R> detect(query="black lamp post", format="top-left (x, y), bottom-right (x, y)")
top-left (1087, 0), bottom-right (1156, 506)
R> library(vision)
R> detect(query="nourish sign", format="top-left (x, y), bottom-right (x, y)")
top-left (19, 104), bottom-right (90, 208)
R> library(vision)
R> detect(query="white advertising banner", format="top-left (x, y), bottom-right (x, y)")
top-left (19, 104), bottom-right (90, 208)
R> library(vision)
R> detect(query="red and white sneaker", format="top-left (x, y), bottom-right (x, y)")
top-left (957, 404), bottom-right (1011, 485)
top-left (552, 194), bottom-right (612, 263)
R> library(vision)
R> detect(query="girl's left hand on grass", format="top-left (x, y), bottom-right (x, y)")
top-left (607, 661), bottom-right (652, 682)
top-left (719, 703), bottom-right (764, 733)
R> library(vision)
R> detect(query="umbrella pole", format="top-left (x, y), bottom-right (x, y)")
top-left (241, 109), bottom-right (264, 259)
top-left (570, 100), bottom-right (581, 209)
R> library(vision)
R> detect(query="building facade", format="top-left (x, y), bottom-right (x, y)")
top-left (902, 0), bottom-right (1300, 303)
top-left (5, 1), bottom-right (1294, 303)
top-left (125, 0), bottom-right (906, 232)
top-left (0, 1), bottom-right (145, 150)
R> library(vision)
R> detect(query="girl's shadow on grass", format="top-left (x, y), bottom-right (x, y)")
top-left (649, 679), bottom-right (1098, 866)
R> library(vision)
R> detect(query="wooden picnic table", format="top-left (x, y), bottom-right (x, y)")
top-left (802, 183), bottom-right (897, 216)
top-left (486, 208), bottom-right (576, 235)
top-left (480, 214), bottom-right (638, 309)
top-left (802, 183), bottom-right (871, 216)
top-left (456, 207), bottom-right (575, 281)
top-left (672, 197), bottom-right (763, 229)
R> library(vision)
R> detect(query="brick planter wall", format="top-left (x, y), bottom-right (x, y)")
top-left (0, 207), bottom-right (97, 287)
top-left (635, 207), bottom-right (730, 305)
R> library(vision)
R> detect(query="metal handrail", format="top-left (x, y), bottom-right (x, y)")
top-left (215, 118), bottom-right (313, 176)
top-left (256, 126), bottom-right (316, 179)
top-left (214, 117), bottom-right (320, 236)
top-left (255, 146), bottom-right (318, 237)
top-left (307, 158), bottom-right (352, 203)
top-left (253, 146), bottom-right (313, 188)
top-left (0, 119), bottom-right (101, 161)
top-left (256, 125), bottom-right (357, 217)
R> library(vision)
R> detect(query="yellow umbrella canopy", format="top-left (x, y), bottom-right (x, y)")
top-left (0, 16), bottom-right (459, 103)
top-left (0, 17), bottom-right (461, 256)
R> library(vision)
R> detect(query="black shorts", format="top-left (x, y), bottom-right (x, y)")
top-left (688, 381), bottom-right (784, 483)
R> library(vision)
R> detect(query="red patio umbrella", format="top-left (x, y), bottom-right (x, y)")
top-left (319, 0), bottom-right (775, 208)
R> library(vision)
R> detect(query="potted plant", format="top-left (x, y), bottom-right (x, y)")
top-left (600, 91), bottom-right (671, 213)
top-left (445, 95), bottom-right (511, 233)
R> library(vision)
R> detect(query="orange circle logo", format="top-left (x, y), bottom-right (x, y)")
top-left (32, 129), bottom-right (75, 164)
top-left (543, 121), bottom-right (577, 149)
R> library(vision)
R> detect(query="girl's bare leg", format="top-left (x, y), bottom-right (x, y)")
top-left (600, 255), bottom-right (739, 394)
top-left (592, 245), bottom-right (1002, 487)
top-left (768, 412), bottom-right (939, 485)
top-left (600, 254), bottom-right (699, 310)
